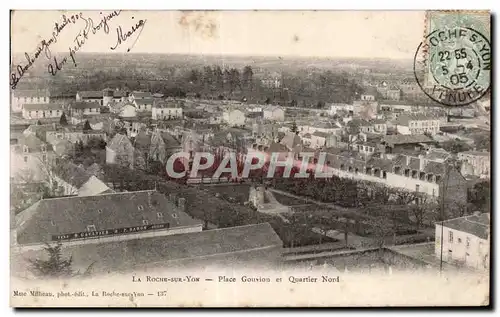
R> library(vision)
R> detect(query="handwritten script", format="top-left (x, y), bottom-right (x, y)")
top-left (11, 10), bottom-right (147, 89)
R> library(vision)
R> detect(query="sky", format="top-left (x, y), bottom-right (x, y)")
top-left (11, 11), bottom-right (426, 59)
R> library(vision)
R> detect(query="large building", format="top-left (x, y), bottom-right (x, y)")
top-left (394, 113), bottom-right (440, 135)
top-left (13, 222), bottom-right (283, 276)
top-left (22, 103), bottom-right (63, 120)
top-left (435, 213), bottom-right (490, 271)
top-left (13, 190), bottom-right (203, 248)
top-left (10, 134), bottom-right (55, 183)
top-left (11, 89), bottom-right (50, 113)
top-left (458, 151), bottom-right (490, 178)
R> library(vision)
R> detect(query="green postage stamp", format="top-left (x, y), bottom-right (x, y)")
top-left (414, 11), bottom-right (491, 107)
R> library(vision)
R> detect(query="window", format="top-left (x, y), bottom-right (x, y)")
top-left (23, 145), bottom-right (29, 153)
top-left (142, 220), bottom-right (149, 225)
top-left (448, 231), bottom-right (453, 243)
top-left (97, 209), bottom-right (102, 214)
top-left (466, 237), bottom-right (470, 248)
top-left (415, 184), bottom-right (420, 192)
top-left (51, 220), bottom-right (56, 226)
top-left (157, 212), bottom-right (163, 218)
top-left (138, 205), bottom-right (144, 211)
top-left (458, 238), bottom-right (462, 244)
top-left (42, 154), bottom-right (47, 162)
top-left (432, 188), bottom-right (436, 197)
top-left (172, 213), bottom-right (178, 219)
top-left (23, 156), bottom-right (28, 163)
top-left (87, 225), bottom-right (96, 232)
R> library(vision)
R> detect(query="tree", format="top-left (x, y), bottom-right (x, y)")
top-left (242, 65), bottom-right (254, 91)
top-left (29, 242), bottom-right (95, 278)
top-left (83, 120), bottom-right (92, 131)
top-left (440, 139), bottom-right (472, 154)
top-left (265, 97), bottom-right (271, 104)
top-left (410, 194), bottom-right (438, 229)
top-left (28, 243), bottom-right (74, 278)
top-left (59, 112), bottom-right (68, 126)
top-left (469, 180), bottom-right (491, 212)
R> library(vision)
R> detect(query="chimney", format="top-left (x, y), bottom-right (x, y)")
top-left (148, 191), bottom-right (152, 208)
top-left (178, 198), bottom-right (186, 212)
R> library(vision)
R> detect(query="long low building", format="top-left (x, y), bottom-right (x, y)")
top-left (12, 222), bottom-right (283, 276)
top-left (13, 190), bottom-right (203, 248)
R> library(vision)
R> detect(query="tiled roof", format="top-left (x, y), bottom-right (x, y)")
top-left (16, 134), bottom-right (52, 152)
top-left (382, 134), bottom-right (433, 145)
top-left (13, 89), bottom-right (50, 98)
top-left (77, 91), bottom-right (103, 99)
top-left (459, 151), bottom-right (490, 157)
top-left (440, 213), bottom-right (490, 240)
top-left (70, 101), bottom-right (102, 109)
top-left (131, 91), bottom-right (153, 99)
top-left (16, 223), bottom-right (282, 273)
top-left (133, 131), bottom-right (152, 150)
top-left (426, 148), bottom-right (451, 161)
top-left (280, 133), bottom-right (301, 149)
top-left (107, 133), bottom-right (133, 152)
top-left (153, 100), bottom-right (181, 108)
top-left (134, 98), bottom-right (155, 106)
top-left (23, 103), bottom-right (63, 111)
top-left (16, 190), bottom-right (202, 245)
top-left (394, 113), bottom-right (437, 126)
top-left (160, 132), bottom-right (181, 148)
top-left (312, 131), bottom-right (331, 138)
top-left (53, 161), bottom-right (92, 188)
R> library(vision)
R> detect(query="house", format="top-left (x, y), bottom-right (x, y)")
top-left (69, 101), bottom-right (102, 117)
top-left (45, 126), bottom-right (106, 146)
top-left (52, 139), bottom-right (74, 157)
top-left (76, 91), bottom-right (103, 105)
top-left (360, 87), bottom-right (378, 101)
top-left (353, 100), bottom-right (379, 120)
top-left (394, 113), bottom-right (440, 135)
top-left (102, 88), bottom-right (128, 106)
top-left (149, 130), bottom-right (182, 163)
top-left (310, 131), bottom-right (337, 149)
top-left (21, 103), bottom-right (63, 120)
top-left (134, 98), bottom-right (154, 112)
top-left (323, 148), bottom-right (468, 204)
top-left (263, 105), bottom-right (285, 122)
top-left (381, 134), bottom-right (434, 154)
top-left (106, 133), bottom-right (135, 169)
top-left (400, 77), bottom-right (424, 100)
top-left (425, 147), bottom-right (452, 163)
top-left (458, 151), bottom-right (490, 178)
top-left (329, 103), bottom-right (354, 116)
top-left (386, 87), bottom-right (401, 101)
top-left (13, 190), bottom-right (203, 247)
top-left (109, 101), bottom-right (137, 118)
top-left (435, 213), bottom-right (490, 271)
top-left (13, 222), bottom-right (282, 274)
top-left (280, 133), bottom-right (302, 152)
top-left (152, 100), bottom-right (183, 120)
top-left (11, 89), bottom-right (50, 113)
top-left (129, 91), bottom-right (153, 101)
top-left (52, 161), bottom-right (111, 197)
top-left (222, 109), bottom-right (246, 127)
top-left (370, 119), bottom-right (388, 134)
top-left (10, 134), bottom-right (55, 183)
top-left (299, 122), bottom-right (341, 136)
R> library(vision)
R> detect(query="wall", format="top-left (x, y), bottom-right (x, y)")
top-left (12, 224), bottom-right (203, 253)
top-left (435, 224), bottom-right (489, 271)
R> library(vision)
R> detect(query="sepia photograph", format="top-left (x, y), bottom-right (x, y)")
top-left (9, 9), bottom-right (491, 307)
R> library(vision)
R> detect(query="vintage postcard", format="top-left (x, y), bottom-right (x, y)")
top-left (9, 10), bottom-right (491, 307)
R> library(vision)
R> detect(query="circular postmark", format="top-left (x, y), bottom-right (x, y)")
top-left (413, 27), bottom-right (491, 107)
